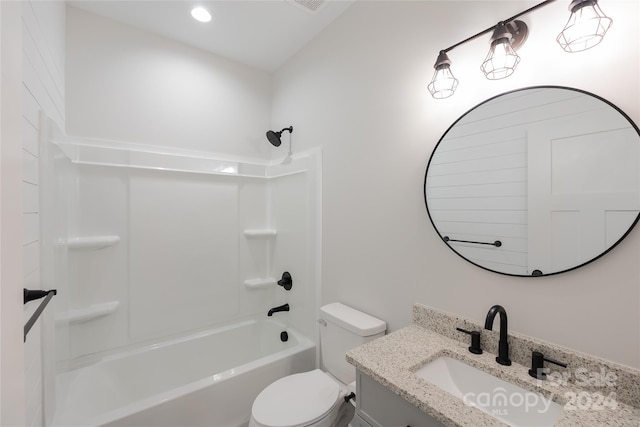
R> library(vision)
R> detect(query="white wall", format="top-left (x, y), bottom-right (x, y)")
top-left (271, 0), bottom-right (640, 368)
top-left (21, 1), bottom-right (66, 426)
top-left (1, 2), bottom-right (25, 425)
top-left (66, 6), bottom-right (272, 158)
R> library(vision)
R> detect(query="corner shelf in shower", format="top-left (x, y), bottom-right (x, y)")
top-left (243, 278), bottom-right (277, 289)
top-left (243, 229), bottom-right (277, 239)
top-left (68, 235), bottom-right (121, 250)
top-left (56, 300), bottom-right (120, 325)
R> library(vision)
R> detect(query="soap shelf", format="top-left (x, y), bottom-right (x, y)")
top-left (56, 301), bottom-right (120, 324)
top-left (68, 235), bottom-right (121, 250)
top-left (243, 229), bottom-right (277, 239)
top-left (243, 230), bottom-right (276, 289)
top-left (243, 278), bottom-right (276, 289)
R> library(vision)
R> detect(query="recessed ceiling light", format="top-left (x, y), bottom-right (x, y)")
top-left (191, 6), bottom-right (212, 23)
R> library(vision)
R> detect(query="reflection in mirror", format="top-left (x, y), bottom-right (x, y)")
top-left (424, 87), bottom-right (640, 276)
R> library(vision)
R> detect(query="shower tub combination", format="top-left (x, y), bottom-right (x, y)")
top-left (53, 319), bottom-right (315, 427)
top-left (42, 123), bottom-right (322, 427)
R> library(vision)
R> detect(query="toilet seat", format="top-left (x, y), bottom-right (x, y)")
top-left (251, 369), bottom-right (342, 427)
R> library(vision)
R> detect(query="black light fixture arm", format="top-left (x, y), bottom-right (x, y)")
top-left (430, 0), bottom-right (612, 98)
top-left (441, 0), bottom-right (556, 54)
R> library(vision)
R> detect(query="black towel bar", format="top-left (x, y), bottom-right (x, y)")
top-left (24, 288), bottom-right (57, 342)
top-left (443, 236), bottom-right (502, 247)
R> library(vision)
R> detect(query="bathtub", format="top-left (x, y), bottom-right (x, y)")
top-left (52, 319), bottom-right (316, 427)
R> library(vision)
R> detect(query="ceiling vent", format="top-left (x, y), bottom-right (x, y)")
top-left (289, 0), bottom-right (327, 14)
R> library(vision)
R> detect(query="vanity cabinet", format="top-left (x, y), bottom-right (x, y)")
top-left (355, 371), bottom-right (445, 427)
top-left (349, 414), bottom-right (374, 427)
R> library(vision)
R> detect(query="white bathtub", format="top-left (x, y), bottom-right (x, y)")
top-left (52, 319), bottom-right (316, 427)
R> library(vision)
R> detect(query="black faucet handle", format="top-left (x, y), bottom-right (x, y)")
top-left (456, 327), bottom-right (483, 354)
top-left (277, 272), bottom-right (293, 291)
top-left (528, 351), bottom-right (567, 379)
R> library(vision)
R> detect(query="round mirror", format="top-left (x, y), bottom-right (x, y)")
top-left (424, 86), bottom-right (640, 276)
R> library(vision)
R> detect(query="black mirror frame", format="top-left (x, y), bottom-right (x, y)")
top-left (423, 86), bottom-right (640, 277)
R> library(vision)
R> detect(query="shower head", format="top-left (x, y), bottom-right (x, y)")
top-left (266, 126), bottom-right (293, 147)
top-left (266, 130), bottom-right (282, 147)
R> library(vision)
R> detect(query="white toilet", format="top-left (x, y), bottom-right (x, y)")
top-left (249, 302), bottom-right (386, 427)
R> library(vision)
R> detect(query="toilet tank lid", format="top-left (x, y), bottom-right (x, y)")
top-left (320, 303), bottom-right (386, 336)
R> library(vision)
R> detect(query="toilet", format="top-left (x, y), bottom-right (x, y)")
top-left (249, 302), bottom-right (386, 427)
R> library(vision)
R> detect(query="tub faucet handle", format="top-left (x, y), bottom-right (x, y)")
top-left (277, 272), bottom-right (293, 291)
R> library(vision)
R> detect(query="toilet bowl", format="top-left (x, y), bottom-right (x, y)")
top-left (249, 303), bottom-right (386, 427)
top-left (249, 369), bottom-right (352, 427)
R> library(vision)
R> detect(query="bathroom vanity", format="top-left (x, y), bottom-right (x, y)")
top-left (352, 370), bottom-right (444, 427)
top-left (346, 304), bottom-right (640, 427)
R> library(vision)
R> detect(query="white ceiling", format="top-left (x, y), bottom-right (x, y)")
top-left (68, 0), bottom-right (355, 72)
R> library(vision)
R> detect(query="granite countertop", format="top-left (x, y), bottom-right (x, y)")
top-left (346, 324), bottom-right (640, 427)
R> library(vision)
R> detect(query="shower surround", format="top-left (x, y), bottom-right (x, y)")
top-left (41, 117), bottom-right (321, 425)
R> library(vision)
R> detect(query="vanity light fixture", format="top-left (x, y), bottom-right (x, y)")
top-left (427, 51), bottom-right (459, 99)
top-left (480, 21), bottom-right (527, 80)
top-left (428, 0), bottom-right (614, 99)
top-left (557, 0), bottom-right (613, 52)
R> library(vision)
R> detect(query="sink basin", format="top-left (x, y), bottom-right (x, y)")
top-left (415, 356), bottom-right (563, 427)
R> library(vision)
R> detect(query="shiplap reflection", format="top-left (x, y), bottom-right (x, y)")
top-left (425, 87), bottom-right (640, 276)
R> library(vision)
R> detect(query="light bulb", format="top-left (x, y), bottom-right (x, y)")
top-left (481, 22), bottom-right (521, 80)
top-left (428, 51), bottom-right (459, 99)
top-left (557, 0), bottom-right (612, 52)
top-left (481, 39), bottom-right (521, 80)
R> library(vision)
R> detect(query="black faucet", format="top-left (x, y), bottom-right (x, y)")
top-left (484, 304), bottom-right (511, 366)
top-left (267, 303), bottom-right (290, 316)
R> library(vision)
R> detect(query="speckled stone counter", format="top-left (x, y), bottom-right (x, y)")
top-left (346, 304), bottom-right (640, 427)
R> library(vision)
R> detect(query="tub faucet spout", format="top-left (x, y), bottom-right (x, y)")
top-left (484, 304), bottom-right (511, 366)
top-left (268, 303), bottom-right (290, 317)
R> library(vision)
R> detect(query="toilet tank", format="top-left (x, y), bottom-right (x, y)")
top-left (319, 303), bottom-right (386, 385)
